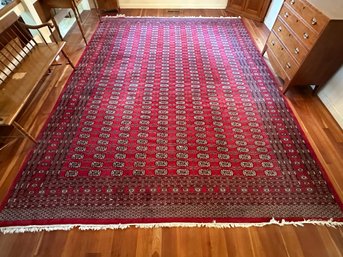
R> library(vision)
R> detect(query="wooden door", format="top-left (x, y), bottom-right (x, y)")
top-left (95, 0), bottom-right (119, 12)
top-left (227, 0), bottom-right (246, 12)
top-left (226, 0), bottom-right (271, 22)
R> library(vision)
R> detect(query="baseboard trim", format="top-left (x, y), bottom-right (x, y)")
top-left (120, 4), bottom-right (226, 9)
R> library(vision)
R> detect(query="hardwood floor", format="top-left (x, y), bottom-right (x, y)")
top-left (0, 9), bottom-right (342, 257)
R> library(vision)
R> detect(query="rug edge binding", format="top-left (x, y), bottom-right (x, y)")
top-left (1, 218), bottom-right (342, 234)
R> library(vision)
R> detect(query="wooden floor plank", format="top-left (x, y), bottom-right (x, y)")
top-left (317, 227), bottom-right (343, 257)
top-left (161, 228), bottom-right (178, 257)
top-left (249, 226), bottom-right (290, 257)
top-left (112, 228), bottom-right (138, 257)
top-left (279, 226), bottom-right (306, 257)
top-left (2, 233), bottom-right (41, 257)
top-left (35, 231), bottom-right (69, 257)
top-left (224, 228), bottom-right (255, 257)
top-left (328, 228), bottom-right (343, 255)
top-left (295, 226), bottom-right (338, 257)
top-left (177, 228), bottom-right (205, 257)
top-left (208, 229), bottom-right (229, 257)
top-left (136, 228), bottom-right (162, 257)
top-left (0, 9), bottom-right (342, 257)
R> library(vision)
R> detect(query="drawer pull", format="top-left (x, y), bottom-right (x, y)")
top-left (311, 17), bottom-right (317, 25)
top-left (290, 0), bottom-right (295, 4)
top-left (278, 26), bottom-right (282, 32)
top-left (284, 12), bottom-right (289, 18)
top-left (294, 47), bottom-right (300, 54)
top-left (303, 33), bottom-right (309, 39)
top-left (271, 40), bottom-right (275, 46)
top-left (286, 62), bottom-right (292, 69)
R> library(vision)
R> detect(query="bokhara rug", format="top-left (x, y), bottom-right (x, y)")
top-left (0, 17), bottom-right (342, 232)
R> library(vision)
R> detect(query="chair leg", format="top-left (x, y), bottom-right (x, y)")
top-left (61, 49), bottom-right (75, 69)
top-left (71, 6), bottom-right (88, 45)
top-left (73, 0), bottom-right (83, 23)
top-left (91, 0), bottom-right (102, 21)
top-left (12, 121), bottom-right (37, 143)
top-left (51, 17), bottom-right (64, 41)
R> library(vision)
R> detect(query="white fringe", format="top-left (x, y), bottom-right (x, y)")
top-left (1, 218), bottom-right (342, 234)
top-left (101, 14), bottom-right (241, 19)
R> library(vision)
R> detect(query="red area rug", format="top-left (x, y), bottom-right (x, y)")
top-left (1, 17), bottom-right (342, 232)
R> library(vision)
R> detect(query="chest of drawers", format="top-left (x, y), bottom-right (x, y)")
top-left (263, 0), bottom-right (343, 94)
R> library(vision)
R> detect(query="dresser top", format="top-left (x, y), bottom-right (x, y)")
top-left (307, 0), bottom-right (343, 19)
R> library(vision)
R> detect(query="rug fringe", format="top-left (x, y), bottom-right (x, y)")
top-left (101, 14), bottom-right (241, 19)
top-left (0, 224), bottom-right (78, 234)
top-left (1, 219), bottom-right (343, 234)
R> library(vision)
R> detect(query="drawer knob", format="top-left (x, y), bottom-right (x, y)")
top-left (303, 33), bottom-right (309, 39)
top-left (271, 40), bottom-right (275, 46)
top-left (311, 17), bottom-right (317, 25)
top-left (284, 12), bottom-right (289, 18)
top-left (294, 47), bottom-right (300, 54)
top-left (286, 62), bottom-right (292, 69)
top-left (278, 26), bottom-right (282, 32)
top-left (290, 0), bottom-right (295, 4)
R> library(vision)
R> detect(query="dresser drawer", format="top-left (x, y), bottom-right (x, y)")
top-left (279, 4), bottom-right (318, 50)
top-left (272, 18), bottom-right (308, 64)
top-left (267, 33), bottom-right (299, 79)
top-left (284, 0), bottom-right (328, 34)
top-left (267, 48), bottom-right (288, 84)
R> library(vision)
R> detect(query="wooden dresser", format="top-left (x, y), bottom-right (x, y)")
top-left (263, 0), bottom-right (343, 93)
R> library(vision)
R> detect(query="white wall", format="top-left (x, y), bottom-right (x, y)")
top-left (118, 0), bottom-right (227, 9)
top-left (264, 0), bottom-right (283, 30)
top-left (318, 68), bottom-right (343, 128)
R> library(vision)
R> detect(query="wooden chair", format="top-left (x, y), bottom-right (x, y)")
top-left (40, 0), bottom-right (89, 45)
top-left (0, 12), bottom-right (74, 147)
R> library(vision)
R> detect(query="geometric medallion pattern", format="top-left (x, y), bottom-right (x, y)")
top-left (0, 17), bottom-right (342, 227)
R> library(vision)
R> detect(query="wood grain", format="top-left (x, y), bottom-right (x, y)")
top-left (0, 9), bottom-right (342, 257)
top-left (226, 0), bottom-right (271, 22)
top-left (264, 0), bottom-right (343, 93)
top-left (95, 0), bottom-right (119, 12)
